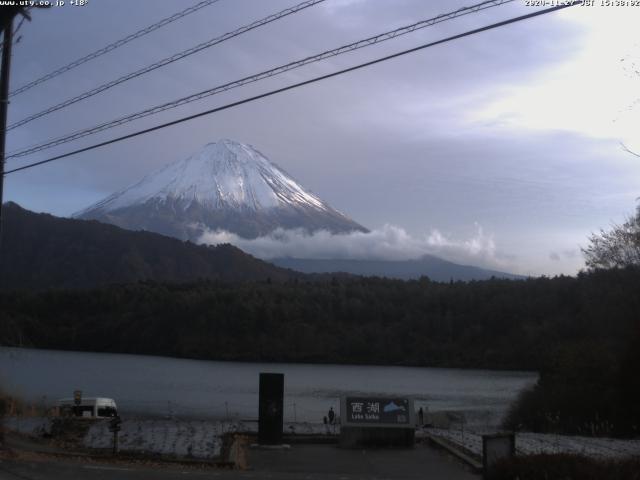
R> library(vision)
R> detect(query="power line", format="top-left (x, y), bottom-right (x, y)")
top-left (7, 0), bottom-right (516, 159)
top-left (8, 0), bottom-right (220, 98)
top-left (7, 0), bottom-right (326, 132)
top-left (11, 14), bottom-right (26, 41)
top-left (0, 6), bottom-right (32, 50)
top-left (0, 18), bottom-right (23, 50)
top-left (4, 2), bottom-right (581, 176)
top-left (6, 0), bottom-right (512, 157)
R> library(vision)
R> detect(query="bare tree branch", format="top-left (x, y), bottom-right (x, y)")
top-left (582, 202), bottom-right (640, 270)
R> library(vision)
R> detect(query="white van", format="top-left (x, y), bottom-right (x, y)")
top-left (58, 397), bottom-right (118, 418)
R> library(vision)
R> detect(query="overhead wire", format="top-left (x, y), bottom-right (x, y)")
top-left (6, 0), bottom-right (326, 131)
top-left (4, 2), bottom-right (582, 176)
top-left (7, 0), bottom-right (516, 159)
top-left (0, 11), bottom-right (29, 50)
top-left (11, 14), bottom-right (27, 41)
top-left (9, 0), bottom-right (221, 98)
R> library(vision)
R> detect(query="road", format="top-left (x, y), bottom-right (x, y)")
top-left (0, 444), bottom-right (479, 480)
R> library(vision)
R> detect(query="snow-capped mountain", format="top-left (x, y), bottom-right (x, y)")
top-left (75, 139), bottom-right (367, 240)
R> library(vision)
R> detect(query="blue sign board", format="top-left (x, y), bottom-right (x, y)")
top-left (345, 397), bottom-right (411, 425)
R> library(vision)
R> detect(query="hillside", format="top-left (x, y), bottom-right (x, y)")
top-left (0, 202), bottom-right (296, 290)
top-left (272, 256), bottom-right (524, 281)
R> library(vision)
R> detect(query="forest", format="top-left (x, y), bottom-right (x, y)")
top-left (2, 266), bottom-right (640, 435)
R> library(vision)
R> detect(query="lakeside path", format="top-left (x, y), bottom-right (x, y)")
top-left (0, 444), bottom-right (479, 480)
top-left (6, 417), bottom-right (640, 462)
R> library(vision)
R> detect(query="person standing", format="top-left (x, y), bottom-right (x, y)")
top-left (418, 407), bottom-right (424, 426)
top-left (328, 407), bottom-right (335, 425)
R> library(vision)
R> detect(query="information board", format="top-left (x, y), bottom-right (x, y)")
top-left (344, 397), bottom-right (411, 425)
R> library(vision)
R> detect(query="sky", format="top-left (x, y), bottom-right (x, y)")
top-left (3, 0), bottom-right (640, 276)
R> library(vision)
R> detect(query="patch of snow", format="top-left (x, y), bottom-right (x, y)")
top-left (84, 418), bottom-right (224, 459)
top-left (75, 139), bottom-right (331, 216)
top-left (425, 427), bottom-right (640, 459)
top-left (4, 416), bottom-right (338, 461)
top-left (82, 418), bottom-right (338, 460)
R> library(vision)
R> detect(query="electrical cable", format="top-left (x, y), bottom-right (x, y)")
top-left (7, 0), bottom-right (515, 158)
top-left (4, 2), bottom-right (582, 176)
top-left (9, 0), bottom-right (221, 97)
top-left (7, 0), bottom-right (326, 131)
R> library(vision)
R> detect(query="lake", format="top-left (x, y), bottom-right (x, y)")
top-left (0, 347), bottom-right (536, 428)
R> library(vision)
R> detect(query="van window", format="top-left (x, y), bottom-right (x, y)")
top-left (78, 406), bottom-right (94, 416)
top-left (60, 405), bottom-right (95, 417)
top-left (97, 406), bottom-right (117, 417)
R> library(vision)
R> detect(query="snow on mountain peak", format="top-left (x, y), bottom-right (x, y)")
top-left (75, 139), bottom-right (367, 240)
top-left (78, 139), bottom-right (328, 214)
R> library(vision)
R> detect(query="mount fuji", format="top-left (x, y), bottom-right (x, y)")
top-left (75, 139), bottom-right (367, 240)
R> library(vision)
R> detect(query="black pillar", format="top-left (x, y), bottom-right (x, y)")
top-left (258, 372), bottom-right (284, 445)
top-left (0, 13), bottom-right (15, 248)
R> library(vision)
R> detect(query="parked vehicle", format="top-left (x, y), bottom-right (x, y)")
top-left (58, 397), bottom-right (118, 418)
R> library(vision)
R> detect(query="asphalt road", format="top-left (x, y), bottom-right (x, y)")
top-left (0, 444), bottom-right (479, 480)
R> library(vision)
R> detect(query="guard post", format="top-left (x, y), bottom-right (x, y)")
top-left (340, 396), bottom-right (415, 448)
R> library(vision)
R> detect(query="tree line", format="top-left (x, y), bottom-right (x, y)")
top-left (2, 267), bottom-right (640, 434)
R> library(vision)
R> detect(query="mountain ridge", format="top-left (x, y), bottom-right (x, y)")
top-left (0, 202), bottom-right (299, 290)
top-left (272, 256), bottom-right (525, 281)
top-left (0, 203), bottom-right (523, 289)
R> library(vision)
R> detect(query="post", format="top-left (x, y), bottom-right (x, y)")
top-left (73, 389), bottom-right (82, 417)
top-left (482, 432), bottom-right (515, 479)
top-left (258, 373), bottom-right (284, 445)
top-left (109, 415), bottom-right (121, 455)
top-left (0, 13), bottom-right (14, 248)
top-left (112, 428), bottom-right (118, 455)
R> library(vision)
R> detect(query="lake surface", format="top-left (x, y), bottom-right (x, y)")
top-left (0, 347), bottom-right (536, 428)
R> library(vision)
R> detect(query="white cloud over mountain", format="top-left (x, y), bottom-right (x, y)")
top-left (198, 222), bottom-right (509, 270)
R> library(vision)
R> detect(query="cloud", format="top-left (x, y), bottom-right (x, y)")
top-left (197, 223), bottom-right (510, 270)
top-left (323, 0), bottom-right (368, 14)
top-left (562, 249), bottom-right (580, 259)
top-left (549, 249), bottom-right (580, 262)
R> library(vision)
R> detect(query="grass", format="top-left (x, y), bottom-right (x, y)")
top-left (0, 389), bottom-right (49, 418)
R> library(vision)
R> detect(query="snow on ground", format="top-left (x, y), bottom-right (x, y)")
top-left (83, 419), bottom-right (339, 459)
top-left (425, 427), bottom-right (640, 459)
top-left (3, 417), bottom-right (338, 460)
top-left (13, 416), bottom-right (637, 461)
top-left (83, 418), bottom-right (226, 459)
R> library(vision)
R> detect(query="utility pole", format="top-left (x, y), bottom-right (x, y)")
top-left (0, 6), bottom-right (39, 249)
top-left (0, 11), bottom-right (15, 249)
